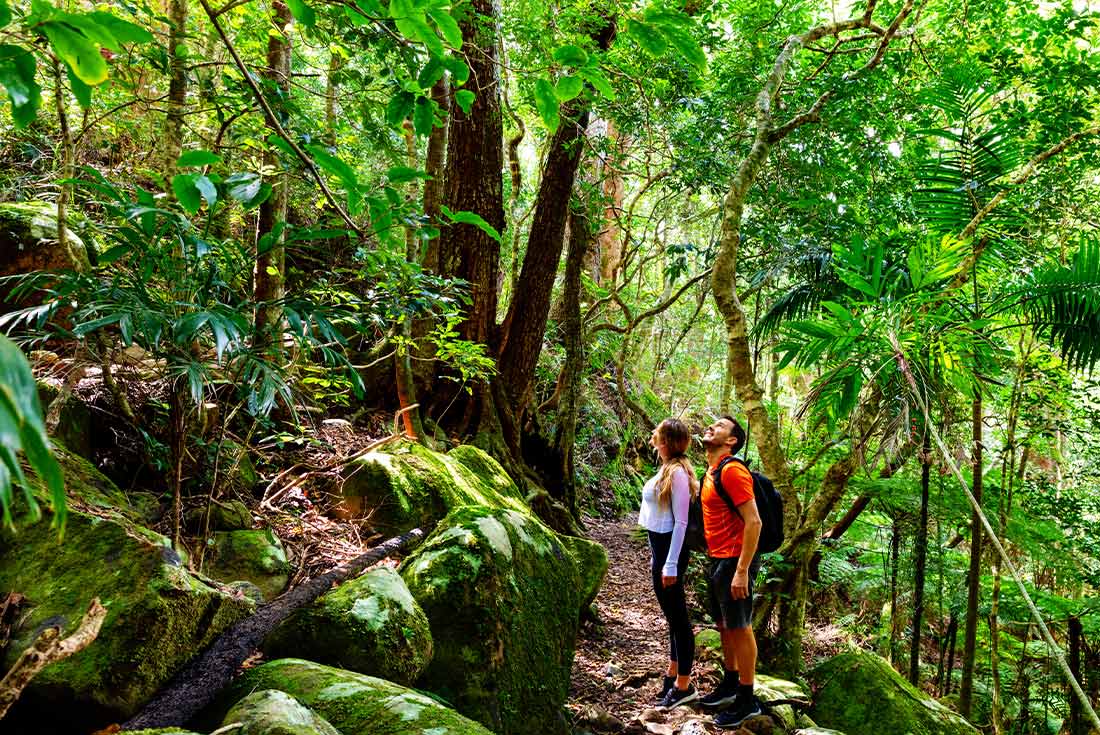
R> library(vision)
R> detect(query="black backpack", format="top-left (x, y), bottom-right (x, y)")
top-left (709, 455), bottom-right (785, 555)
top-left (674, 489), bottom-right (708, 553)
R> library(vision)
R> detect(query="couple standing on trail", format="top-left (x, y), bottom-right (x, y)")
top-left (637, 416), bottom-right (765, 729)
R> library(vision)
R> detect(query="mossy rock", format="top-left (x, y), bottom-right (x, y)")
top-left (36, 381), bottom-right (92, 460)
top-left (126, 730), bottom-right (206, 735)
top-left (807, 649), bottom-right (979, 735)
top-left (203, 529), bottom-right (290, 601)
top-left (215, 658), bottom-right (495, 735)
top-left (214, 440), bottom-right (259, 495)
top-left (558, 532), bottom-right (608, 609)
top-left (222, 689), bottom-right (342, 735)
top-left (263, 566), bottom-right (432, 685)
top-left (0, 201), bottom-right (92, 308)
top-left (49, 440), bottom-right (161, 524)
top-left (335, 440), bottom-right (528, 535)
top-left (188, 498), bottom-right (253, 532)
top-left (794, 729), bottom-right (848, 735)
top-left (0, 453), bottom-right (252, 731)
top-left (757, 673), bottom-right (810, 729)
top-left (399, 505), bottom-right (588, 735)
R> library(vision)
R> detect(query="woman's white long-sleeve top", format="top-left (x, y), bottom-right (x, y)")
top-left (637, 466), bottom-right (691, 577)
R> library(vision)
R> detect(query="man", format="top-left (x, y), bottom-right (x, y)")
top-left (698, 415), bottom-right (765, 728)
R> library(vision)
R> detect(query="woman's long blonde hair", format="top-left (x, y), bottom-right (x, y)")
top-left (655, 418), bottom-right (699, 509)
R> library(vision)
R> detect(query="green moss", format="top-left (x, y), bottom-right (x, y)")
top-left (399, 506), bottom-right (584, 735)
top-left (558, 533), bottom-right (608, 609)
top-left (807, 649), bottom-right (979, 735)
top-left (223, 689), bottom-right (342, 735)
top-left (0, 201), bottom-right (92, 271)
top-left (214, 440), bottom-right (259, 495)
top-left (0, 458), bottom-right (252, 726)
top-left (126, 730), bottom-right (206, 734)
top-left (203, 529), bottom-right (289, 601)
top-left (214, 659), bottom-right (495, 735)
top-left (337, 440), bottom-right (530, 535)
top-left (263, 567), bottom-right (432, 685)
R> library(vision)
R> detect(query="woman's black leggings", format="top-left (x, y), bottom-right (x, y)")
top-left (648, 530), bottom-right (694, 676)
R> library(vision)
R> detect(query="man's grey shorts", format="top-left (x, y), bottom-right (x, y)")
top-left (707, 555), bottom-right (761, 629)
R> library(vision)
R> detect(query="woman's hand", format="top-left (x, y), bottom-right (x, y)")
top-left (662, 574), bottom-right (677, 588)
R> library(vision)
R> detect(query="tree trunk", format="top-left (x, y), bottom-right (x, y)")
top-left (889, 515), bottom-right (901, 666)
top-left (597, 122), bottom-right (626, 284)
top-left (554, 207), bottom-right (588, 518)
top-left (959, 393), bottom-right (984, 718)
top-left (254, 1), bottom-right (292, 349)
top-left (164, 0), bottom-right (188, 176)
top-left (496, 19), bottom-right (615, 415)
top-left (1069, 616), bottom-right (1084, 735)
top-left (945, 613), bottom-right (958, 695)
top-left (910, 428), bottom-right (931, 684)
top-left (421, 76), bottom-right (450, 273)
top-left (396, 122), bottom-right (425, 441)
top-left (436, 0), bottom-right (504, 351)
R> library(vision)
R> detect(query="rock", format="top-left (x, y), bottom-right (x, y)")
top-left (227, 580), bottom-right (266, 605)
top-left (263, 566), bottom-right (432, 686)
top-left (214, 658), bottom-right (495, 735)
top-left (757, 673), bottom-right (811, 729)
top-left (36, 381), bottom-right (92, 460)
top-left (222, 689), bottom-right (342, 735)
top-left (794, 729), bottom-right (848, 735)
top-left (0, 201), bottom-right (92, 309)
top-left (0, 450), bottom-right (252, 731)
top-left (126, 731), bottom-right (206, 735)
top-left (807, 649), bottom-right (979, 735)
top-left (580, 703), bottom-right (624, 731)
top-left (333, 439), bottom-right (529, 534)
top-left (560, 531), bottom-right (609, 609)
top-left (213, 439), bottom-right (259, 495)
top-left (400, 505), bottom-right (598, 735)
top-left (605, 662), bottom-right (625, 678)
top-left (187, 498), bottom-right (253, 532)
top-left (203, 529), bottom-right (290, 601)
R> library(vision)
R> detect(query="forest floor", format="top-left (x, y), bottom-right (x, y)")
top-left (568, 516), bottom-right (768, 735)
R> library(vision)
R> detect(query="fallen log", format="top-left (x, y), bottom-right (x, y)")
top-left (122, 527), bottom-right (424, 731)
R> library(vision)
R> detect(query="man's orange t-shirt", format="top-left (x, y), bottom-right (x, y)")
top-left (701, 454), bottom-right (755, 558)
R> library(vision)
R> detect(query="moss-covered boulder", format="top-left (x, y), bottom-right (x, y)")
top-left (216, 658), bottom-right (495, 735)
top-left (203, 528), bottom-right (290, 601)
top-left (399, 505), bottom-right (596, 735)
top-left (807, 649), bottom-right (979, 735)
top-left (36, 381), bottom-right (92, 460)
top-left (188, 498), bottom-right (253, 532)
top-left (222, 689), bottom-right (342, 735)
top-left (0, 452), bottom-right (252, 731)
top-left (126, 730), bottom-right (207, 735)
top-left (334, 440), bottom-right (528, 534)
top-left (213, 439), bottom-right (259, 495)
top-left (263, 566), bottom-right (432, 685)
top-left (757, 673), bottom-right (811, 729)
top-left (0, 201), bottom-right (92, 307)
top-left (559, 532), bottom-right (608, 609)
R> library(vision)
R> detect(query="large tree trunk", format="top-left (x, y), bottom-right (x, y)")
top-left (421, 76), bottom-right (450, 273)
top-left (254, 1), bottom-right (292, 349)
top-left (909, 428), bottom-right (931, 683)
top-left (888, 514), bottom-right (902, 666)
top-left (959, 393), bottom-right (984, 718)
top-left (496, 19), bottom-right (615, 416)
top-left (436, 0), bottom-right (504, 351)
top-left (597, 122), bottom-right (626, 284)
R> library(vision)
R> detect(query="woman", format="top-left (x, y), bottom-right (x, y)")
top-left (637, 418), bottom-right (699, 709)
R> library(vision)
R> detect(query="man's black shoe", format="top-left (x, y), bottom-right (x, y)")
top-left (714, 696), bottom-right (765, 729)
top-left (698, 682), bottom-right (739, 709)
top-left (658, 684), bottom-right (698, 710)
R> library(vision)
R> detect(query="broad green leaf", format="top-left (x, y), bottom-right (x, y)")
top-left (443, 55), bottom-right (469, 85)
top-left (225, 172), bottom-right (271, 208)
top-left (66, 66), bottom-right (91, 107)
top-left (454, 88), bottom-right (475, 114)
top-left (554, 75), bottom-right (583, 102)
top-left (386, 90), bottom-right (416, 127)
top-left (441, 204), bottom-right (501, 243)
top-left (428, 8), bottom-right (462, 48)
top-left (41, 21), bottom-right (108, 85)
top-left (60, 13), bottom-right (120, 51)
top-left (553, 44), bottom-right (588, 67)
top-left (644, 8), bottom-right (693, 29)
top-left (86, 11), bottom-right (153, 44)
top-left (344, 5), bottom-right (371, 25)
top-left (418, 57), bottom-right (444, 88)
top-left (579, 67), bottom-right (615, 100)
top-left (306, 144), bottom-right (359, 191)
top-left (533, 77), bottom-right (559, 133)
top-left (286, 0), bottom-right (316, 26)
top-left (177, 150), bottom-right (222, 168)
top-left (626, 19), bottom-right (667, 56)
top-left (0, 45), bottom-right (41, 128)
top-left (0, 0), bottom-right (11, 29)
top-left (389, 0), bottom-right (443, 57)
top-left (194, 175), bottom-right (217, 207)
top-left (387, 166), bottom-right (427, 183)
top-left (171, 173), bottom-right (203, 214)
top-left (412, 97), bottom-right (435, 135)
top-left (663, 28), bottom-right (706, 71)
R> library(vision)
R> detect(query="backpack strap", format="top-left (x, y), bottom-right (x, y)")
top-left (710, 454), bottom-right (746, 521)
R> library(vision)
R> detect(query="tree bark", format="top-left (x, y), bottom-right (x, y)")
top-left (421, 76), bottom-right (450, 273)
top-left (554, 207), bottom-right (589, 519)
top-left (164, 0), bottom-right (188, 176)
top-left (397, 122), bottom-right (425, 440)
top-left (597, 122), bottom-right (626, 284)
top-left (909, 428), bottom-right (931, 684)
top-left (944, 613), bottom-right (958, 695)
top-left (436, 0), bottom-right (504, 350)
top-left (959, 393), bottom-right (984, 718)
top-left (1069, 616), bottom-right (1084, 735)
top-left (889, 514), bottom-right (901, 666)
top-left (254, 1), bottom-right (292, 349)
